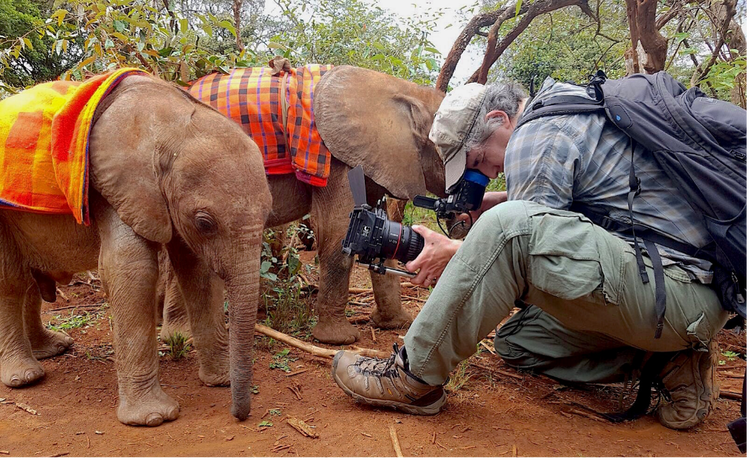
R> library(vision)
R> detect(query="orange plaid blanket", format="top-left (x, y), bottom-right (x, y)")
top-left (188, 64), bottom-right (333, 186)
top-left (0, 68), bottom-right (147, 224)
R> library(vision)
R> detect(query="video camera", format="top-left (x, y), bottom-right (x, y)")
top-left (341, 166), bottom-right (489, 277)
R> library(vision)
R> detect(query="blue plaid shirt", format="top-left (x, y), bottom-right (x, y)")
top-left (505, 78), bottom-right (712, 282)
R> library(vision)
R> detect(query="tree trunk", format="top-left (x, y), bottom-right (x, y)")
top-left (233, 0), bottom-right (244, 51)
top-left (624, 0), bottom-right (667, 74)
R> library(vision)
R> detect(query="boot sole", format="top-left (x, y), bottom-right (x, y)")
top-left (332, 352), bottom-right (446, 416)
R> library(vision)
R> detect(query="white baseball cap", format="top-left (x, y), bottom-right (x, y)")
top-left (428, 83), bottom-right (486, 193)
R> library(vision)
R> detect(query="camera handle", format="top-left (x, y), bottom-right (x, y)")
top-left (355, 260), bottom-right (417, 278)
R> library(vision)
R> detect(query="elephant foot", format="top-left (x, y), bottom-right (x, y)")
top-left (1, 356), bottom-right (45, 387)
top-left (199, 355), bottom-right (230, 387)
top-left (371, 308), bottom-right (413, 330)
top-left (117, 384), bottom-right (179, 427)
top-left (30, 329), bottom-right (74, 359)
top-left (312, 317), bottom-right (360, 345)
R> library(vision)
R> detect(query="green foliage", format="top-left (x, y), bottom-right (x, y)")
top-left (269, 348), bottom-right (297, 372)
top-left (0, 0), bottom-right (79, 93)
top-left (47, 309), bottom-right (98, 331)
top-left (258, 420), bottom-right (273, 427)
top-left (495, 6), bottom-right (629, 89)
top-left (164, 331), bottom-right (191, 360)
top-left (260, 224), bottom-right (316, 337)
top-left (445, 359), bottom-right (472, 393)
top-left (267, 0), bottom-right (443, 84)
top-left (700, 54), bottom-right (747, 102)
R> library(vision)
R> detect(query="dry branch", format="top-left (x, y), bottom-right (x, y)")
top-left (254, 324), bottom-right (390, 359)
top-left (287, 417), bottom-right (318, 438)
top-left (389, 425), bottom-right (404, 457)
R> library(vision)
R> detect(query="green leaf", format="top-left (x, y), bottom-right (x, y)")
top-left (104, 38), bottom-right (114, 49)
top-left (258, 420), bottom-right (273, 427)
top-left (22, 38), bottom-right (33, 51)
top-left (673, 32), bottom-right (689, 41)
top-left (515, 0), bottom-right (523, 17)
top-left (260, 261), bottom-right (272, 273)
top-left (113, 20), bottom-right (127, 33)
top-left (424, 47), bottom-right (440, 54)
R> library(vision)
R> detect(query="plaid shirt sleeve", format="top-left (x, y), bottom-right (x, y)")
top-left (505, 117), bottom-right (583, 210)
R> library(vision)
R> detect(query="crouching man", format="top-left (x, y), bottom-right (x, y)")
top-left (331, 77), bottom-right (733, 430)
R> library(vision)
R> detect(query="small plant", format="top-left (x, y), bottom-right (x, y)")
top-left (269, 348), bottom-right (297, 373)
top-left (445, 360), bottom-right (473, 393)
top-left (164, 332), bottom-right (192, 360)
top-left (258, 420), bottom-right (273, 428)
top-left (47, 310), bottom-right (98, 331)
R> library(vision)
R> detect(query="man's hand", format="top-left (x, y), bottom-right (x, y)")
top-left (405, 225), bottom-right (462, 287)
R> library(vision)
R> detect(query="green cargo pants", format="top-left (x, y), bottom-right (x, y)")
top-left (404, 201), bottom-right (729, 386)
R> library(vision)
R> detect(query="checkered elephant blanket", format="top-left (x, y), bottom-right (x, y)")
top-left (188, 64), bottom-right (334, 187)
top-left (0, 68), bottom-right (146, 224)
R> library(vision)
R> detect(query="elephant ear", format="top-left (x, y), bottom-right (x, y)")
top-left (314, 66), bottom-right (444, 200)
top-left (89, 76), bottom-right (174, 243)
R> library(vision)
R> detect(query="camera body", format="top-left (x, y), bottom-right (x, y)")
top-left (341, 169), bottom-right (489, 277)
top-left (412, 170), bottom-right (490, 219)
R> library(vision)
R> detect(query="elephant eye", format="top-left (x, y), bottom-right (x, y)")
top-left (195, 212), bottom-right (217, 235)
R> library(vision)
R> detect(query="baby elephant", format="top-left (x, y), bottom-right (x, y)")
top-left (0, 70), bottom-right (272, 426)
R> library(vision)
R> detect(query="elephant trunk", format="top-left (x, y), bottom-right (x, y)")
top-left (224, 232), bottom-right (263, 421)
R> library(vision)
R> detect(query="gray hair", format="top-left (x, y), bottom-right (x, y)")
top-left (465, 82), bottom-right (527, 151)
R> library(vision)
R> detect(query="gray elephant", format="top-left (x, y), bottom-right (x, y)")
top-left (161, 65), bottom-right (447, 345)
top-left (0, 72), bottom-right (272, 426)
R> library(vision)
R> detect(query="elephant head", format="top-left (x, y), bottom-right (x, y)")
top-left (314, 65), bottom-right (447, 199)
top-left (89, 74), bottom-right (272, 420)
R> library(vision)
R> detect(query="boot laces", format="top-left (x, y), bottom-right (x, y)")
top-left (356, 344), bottom-right (401, 379)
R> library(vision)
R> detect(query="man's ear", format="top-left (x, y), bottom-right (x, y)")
top-left (485, 110), bottom-right (510, 126)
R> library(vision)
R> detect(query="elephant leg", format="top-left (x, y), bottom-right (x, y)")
top-left (96, 204), bottom-right (178, 427)
top-left (23, 283), bottom-right (74, 359)
top-left (166, 238), bottom-right (229, 387)
top-left (370, 198), bottom-right (413, 329)
top-left (0, 224), bottom-right (45, 387)
top-left (310, 161), bottom-right (360, 345)
top-left (158, 264), bottom-right (192, 343)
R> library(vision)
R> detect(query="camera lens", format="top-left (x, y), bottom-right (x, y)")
top-left (381, 220), bottom-right (425, 264)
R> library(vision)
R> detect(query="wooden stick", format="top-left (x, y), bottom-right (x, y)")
top-left (720, 390), bottom-right (743, 401)
top-left (389, 425), bottom-right (403, 457)
top-left (254, 324), bottom-right (390, 359)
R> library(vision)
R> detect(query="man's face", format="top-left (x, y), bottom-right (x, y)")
top-left (465, 109), bottom-right (518, 179)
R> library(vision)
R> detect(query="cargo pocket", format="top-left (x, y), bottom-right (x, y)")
top-left (686, 313), bottom-right (712, 350)
top-left (528, 211), bottom-right (621, 305)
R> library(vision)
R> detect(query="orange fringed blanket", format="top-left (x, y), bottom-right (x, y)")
top-left (0, 68), bottom-right (147, 224)
top-left (188, 64), bottom-right (333, 187)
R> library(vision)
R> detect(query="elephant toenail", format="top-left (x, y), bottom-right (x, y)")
top-left (145, 414), bottom-right (164, 426)
top-left (10, 376), bottom-right (21, 386)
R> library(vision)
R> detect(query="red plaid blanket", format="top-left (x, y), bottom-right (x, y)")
top-left (189, 65), bottom-right (333, 186)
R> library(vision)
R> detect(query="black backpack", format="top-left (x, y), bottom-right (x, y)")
top-left (517, 71), bottom-right (747, 333)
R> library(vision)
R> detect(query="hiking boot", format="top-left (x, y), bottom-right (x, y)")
top-left (332, 344), bottom-right (446, 415)
top-left (656, 341), bottom-right (720, 430)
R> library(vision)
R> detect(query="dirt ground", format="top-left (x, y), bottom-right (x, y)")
top-left (0, 251), bottom-right (745, 457)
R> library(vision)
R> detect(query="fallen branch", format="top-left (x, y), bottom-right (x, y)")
top-left (389, 425), bottom-right (404, 457)
top-left (287, 417), bottom-right (319, 438)
top-left (48, 302), bottom-right (105, 312)
top-left (55, 288), bottom-right (69, 302)
top-left (254, 324), bottom-right (390, 359)
top-left (720, 390), bottom-right (743, 401)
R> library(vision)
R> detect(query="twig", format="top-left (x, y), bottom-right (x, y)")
top-left (55, 288), bottom-right (69, 302)
top-left (287, 417), bottom-right (318, 438)
top-left (479, 340), bottom-right (496, 355)
top-left (566, 408), bottom-right (608, 423)
top-left (255, 324), bottom-right (389, 359)
top-left (370, 327), bottom-right (377, 342)
top-left (401, 295), bottom-right (426, 302)
top-left (286, 369), bottom-right (309, 378)
top-left (389, 425), bottom-right (403, 457)
top-left (348, 300), bottom-right (370, 307)
top-left (469, 363), bottom-right (523, 380)
top-left (48, 302), bottom-right (105, 312)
